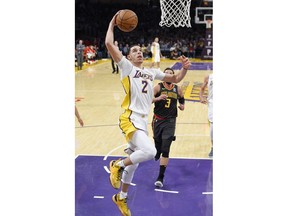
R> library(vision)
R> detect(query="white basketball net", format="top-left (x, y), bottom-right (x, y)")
top-left (159, 0), bottom-right (192, 28)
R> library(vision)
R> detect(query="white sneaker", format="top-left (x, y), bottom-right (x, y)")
top-left (154, 180), bottom-right (163, 188)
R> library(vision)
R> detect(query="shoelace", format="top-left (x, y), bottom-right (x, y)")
top-left (123, 196), bottom-right (129, 204)
top-left (117, 167), bottom-right (124, 181)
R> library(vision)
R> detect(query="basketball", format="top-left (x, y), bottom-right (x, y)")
top-left (116, 9), bottom-right (138, 32)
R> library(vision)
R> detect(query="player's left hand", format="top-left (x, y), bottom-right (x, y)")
top-left (178, 104), bottom-right (184, 111)
top-left (178, 55), bottom-right (191, 70)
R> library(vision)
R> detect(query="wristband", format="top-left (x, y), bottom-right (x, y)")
top-left (178, 97), bottom-right (185, 104)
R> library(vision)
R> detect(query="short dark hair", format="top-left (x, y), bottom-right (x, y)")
top-left (128, 44), bottom-right (141, 54)
top-left (163, 67), bottom-right (175, 74)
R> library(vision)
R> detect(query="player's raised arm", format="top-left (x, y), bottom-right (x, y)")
top-left (162, 55), bottom-right (191, 83)
top-left (105, 12), bottom-right (123, 63)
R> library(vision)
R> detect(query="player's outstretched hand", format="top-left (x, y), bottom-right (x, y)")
top-left (111, 11), bottom-right (121, 26)
top-left (178, 55), bottom-right (191, 70)
top-left (200, 96), bottom-right (208, 104)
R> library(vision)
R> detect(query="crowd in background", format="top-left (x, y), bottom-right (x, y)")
top-left (75, 1), bottom-right (210, 62)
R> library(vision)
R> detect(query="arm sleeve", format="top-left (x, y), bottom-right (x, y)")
top-left (154, 68), bottom-right (165, 80)
top-left (117, 56), bottom-right (133, 79)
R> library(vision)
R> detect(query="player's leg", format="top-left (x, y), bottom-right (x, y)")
top-left (208, 122), bottom-right (213, 157)
top-left (110, 130), bottom-right (156, 189)
top-left (79, 55), bottom-right (83, 69)
top-left (155, 137), bottom-right (173, 187)
top-left (154, 138), bottom-right (162, 161)
top-left (151, 54), bottom-right (156, 68)
top-left (111, 131), bottom-right (156, 216)
top-left (152, 117), bottom-right (163, 161)
top-left (129, 130), bottom-right (157, 163)
top-left (155, 120), bottom-right (176, 187)
top-left (77, 55), bottom-right (81, 70)
top-left (208, 103), bottom-right (213, 157)
top-left (112, 143), bottom-right (138, 216)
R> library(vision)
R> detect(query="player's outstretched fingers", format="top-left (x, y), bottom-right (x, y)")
top-left (177, 55), bottom-right (184, 61)
top-left (113, 11), bottom-right (121, 25)
top-left (183, 59), bottom-right (191, 70)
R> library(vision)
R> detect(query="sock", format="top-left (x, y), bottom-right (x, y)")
top-left (116, 160), bottom-right (126, 168)
top-left (120, 191), bottom-right (128, 199)
top-left (158, 165), bottom-right (166, 180)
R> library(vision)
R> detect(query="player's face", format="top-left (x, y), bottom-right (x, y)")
top-left (128, 45), bottom-right (143, 63)
top-left (164, 69), bottom-right (174, 75)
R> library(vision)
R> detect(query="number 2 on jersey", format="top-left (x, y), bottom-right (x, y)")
top-left (142, 80), bottom-right (148, 93)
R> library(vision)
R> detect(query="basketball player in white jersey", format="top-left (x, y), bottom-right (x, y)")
top-left (200, 74), bottom-right (213, 158)
top-left (105, 12), bottom-right (191, 216)
top-left (151, 37), bottom-right (161, 68)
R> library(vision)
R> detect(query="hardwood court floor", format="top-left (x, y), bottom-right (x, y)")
top-left (75, 58), bottom-right (212, 158)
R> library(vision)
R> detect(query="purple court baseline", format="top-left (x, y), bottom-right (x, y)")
top-left (76, 156), bottom-right (213, 216)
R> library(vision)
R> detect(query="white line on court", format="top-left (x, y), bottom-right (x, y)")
top-left (154, 189), bottom-right (179, 194)
top-left (103, 166), bottom-right (110, 173)
top-left (202, 192), bottom-right (213, 195)
top-left (93, 196), bottom-right (104, 199)
top-left (76, 154), bottom-right (212, 160)
top-left (103, 144), bottom-right (127, 160)
top-left (176, 134), bottom-right (209, 137)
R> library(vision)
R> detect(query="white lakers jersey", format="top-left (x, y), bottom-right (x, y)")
top-left (152, 42), bottom-right (160, 62)
top-left (152, 42), bottom-right (160, 54)
top-left (117, 57), bottom-right (165, 115)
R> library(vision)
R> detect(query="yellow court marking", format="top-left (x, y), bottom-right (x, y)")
top-left (184, 82), bottom-right (208, 102)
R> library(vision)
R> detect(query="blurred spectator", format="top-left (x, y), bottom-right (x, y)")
top-left (181, 44), bottom-right (188, 57)
top-left (76, 40), bottom-right (85, 70)
top-left (188, 42), bottom-right (196, 58)
top-left (141, 44), bottom-right (149, 59)
top-left (170, 47), bottom-right (179, 60)
top-left (122, 44), bottom-right (129, 57)
top-left (146, 43), bottom-right (152, 58)
top-left (85, 45), bottom-right (97, 64)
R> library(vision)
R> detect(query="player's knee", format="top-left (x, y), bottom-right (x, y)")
top-left (162, 151), bottom-right (169, 158)
top-left (161, 145), bottom-right (171, 158)
top-left (154, 138), bottom-right (162, 149)
top-left (161, 138), bottom-right (172, 158)
top-left (147, 147), bottom-right (157, 159)
top-left (143, 145), bottom-right (157, 160)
